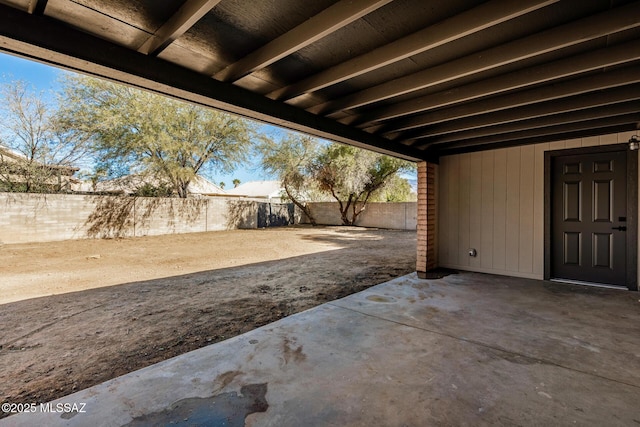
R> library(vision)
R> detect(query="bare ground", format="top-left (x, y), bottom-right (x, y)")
top-left (0, 226), bottom-right (416, 413)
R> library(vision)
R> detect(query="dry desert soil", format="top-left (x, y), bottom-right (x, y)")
top-left (0, 225), bottom-right (416, 414)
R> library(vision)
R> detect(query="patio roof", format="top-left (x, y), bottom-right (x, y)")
top-left (0, 0), bottom-right (638, 161)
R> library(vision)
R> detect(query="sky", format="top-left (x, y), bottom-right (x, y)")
top-left (0, 51), bottom-right (273, 186)
top-left (0, 52), bottom-right (415, 187)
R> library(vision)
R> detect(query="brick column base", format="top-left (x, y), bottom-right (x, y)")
top-left (417, 161), bottom-right (437, 278)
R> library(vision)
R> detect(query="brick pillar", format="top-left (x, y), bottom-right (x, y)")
top-left (417, 161), bottom-right (437, 278)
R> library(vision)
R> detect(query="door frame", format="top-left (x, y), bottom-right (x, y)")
top-left (544, 143), bottom-right (638, 291)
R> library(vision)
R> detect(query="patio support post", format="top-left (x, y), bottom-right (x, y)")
top-left (417, 161), bottom-right (437, 278)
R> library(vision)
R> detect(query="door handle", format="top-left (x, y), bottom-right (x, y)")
top-left (612, 226), bottom-right (627, 231)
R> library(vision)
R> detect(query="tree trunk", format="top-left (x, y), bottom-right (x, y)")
top-left (339, 195), bottom-right (354, 226)
top-left (177, 180), bottom-right (190, 198)
top-left (347, 191), bottom-right (372, 225)
top-left (350, 202), bottom-right (365, 225)
top-left (284, 182), bottom-right (317, 226)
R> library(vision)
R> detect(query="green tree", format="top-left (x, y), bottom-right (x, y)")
top-left (313, 143), bottom-right (415, 225)
top-left (58, 75), bottom-right (255, 198)
top-left (258, 133), bottom-right (320, 225)
top-left (370, 174), bottom-right (416, 202)
top-left (0, 80), bottom-right (89, 192)
top-left (219, 181), bottom-right (226, 189)
top-left (232, 178), bottom-right (241, 188)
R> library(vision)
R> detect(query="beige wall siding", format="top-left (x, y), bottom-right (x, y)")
top-left (438, 131), bottom-right (638, 280)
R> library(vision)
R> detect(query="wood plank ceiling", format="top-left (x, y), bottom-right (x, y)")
top-left (0, 0), bottom-right (638, 161)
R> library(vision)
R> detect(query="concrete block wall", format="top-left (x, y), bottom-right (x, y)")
top-left (223, 198), bottom-right (259, 229)
top-left (135, 197), bottom-right (208, 237)
top-left (0, 193), bottom-right (103, 243)
top-left (0, 193), bottom-right (416, 244)
top-left (301, 202), bottom-right (417, 230)
top-left (0, 193), bottom-right (272, 244)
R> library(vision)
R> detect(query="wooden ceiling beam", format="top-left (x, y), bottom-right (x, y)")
top-left (356, 38), bottom-right (640, 127)
top-left (214, 0), bottom-right (394, 83)
top-left (0, 4), bottom-right (428, 162)
top-left (436, 124), bottom-right (639, 156)
top-left (384, 65), bottom-right (640, 136)
top-left (137, 0), bottom-right (223, 56)
top-left (311, 1), bottom-right (640, 115)
top-left (402, 84), bottom-right (640, 142)
top-left (28, 0), bottom-right (48, 15)
top-left (268, 0), bottom-right (559, 101)
top-left (434, 116), bottom-right (640, 155)
top-left (417, 101), bottom-right (640, 148)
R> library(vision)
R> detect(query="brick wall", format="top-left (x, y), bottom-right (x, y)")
top-left (417, 162), bottom-right (438, 277)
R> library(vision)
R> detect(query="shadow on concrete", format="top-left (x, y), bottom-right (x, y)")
top-left (0, 227), bottom-right (416, 411)
top-left (5, 271), bottom-right (640, 426)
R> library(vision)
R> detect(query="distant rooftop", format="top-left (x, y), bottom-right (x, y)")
top-left (89, 175), bottom-right (227, 196)
top-left (225, 180), bottom-right (283, 199)
top-left (0, 144), bottom-right (79, 175)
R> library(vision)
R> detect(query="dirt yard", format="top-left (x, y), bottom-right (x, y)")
top-left (0, 226), bottom-right (415, 413)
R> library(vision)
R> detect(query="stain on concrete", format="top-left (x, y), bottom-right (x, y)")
top-left (282, 337), bottom-right (306, 365)
top-left (418, 268), bottom-right (458, 280)
top-left (123, 383), bottom-right (268, 427)
top-left (420, 306), bottom-right (440, 319)
top-left (366, 295), bottom-right (394, 303)
top-left (213, 370), bottom-right (243, 393)
top-left (60, 410), bottom-right (79, 420)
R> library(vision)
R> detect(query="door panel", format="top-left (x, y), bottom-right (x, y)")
top-left (552, 150), bottom-right (627, 286)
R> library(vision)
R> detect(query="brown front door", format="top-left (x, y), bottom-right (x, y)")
top-left (551, 150), bottom-right (627, 286)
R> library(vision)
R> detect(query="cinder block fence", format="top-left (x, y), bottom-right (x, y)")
top-left (0, 193), bottom-right (417, 244)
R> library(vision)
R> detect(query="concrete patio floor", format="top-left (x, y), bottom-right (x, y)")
top-left (3, 272), bottom-right (640, 426)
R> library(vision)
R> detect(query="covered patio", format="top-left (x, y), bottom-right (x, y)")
top-left (1, 0), bottom-right (638, 288)
top-left (0, 0), bottom-right (639, 285)
top-left (1, 1), bottom-right (639, 424)
top-left (4, 272), bottom-right (639, 426)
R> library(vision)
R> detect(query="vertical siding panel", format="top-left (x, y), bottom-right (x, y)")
top-left (469, 152), bottom-right (483, 268)
top-left (481, 151), bottom-right (494, 268)
top-left (581, 136), bottom-right (599, 147)
top-left (492, 149), bottom-right (507, 270)
top-left (448, 155), bottom-right (460, 266)
top-left (533, 143), bottom-right (549, 276)
top-left (549, 140), bottom-right (565, 151)
top-left (519, 145), bottom-right (535, 273)
top-left (505, 147), bottom-right (521, 271)
top-left (564, 138), bottom-right (581, 149)
top-left (439, 156), bottom-right (450, 264)
top-left (618, 131), bottom-right (637, 143)
top-left (458, 154), bottom-right (471, 266)
top-left (599, 133), bottom-right (617, 145)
